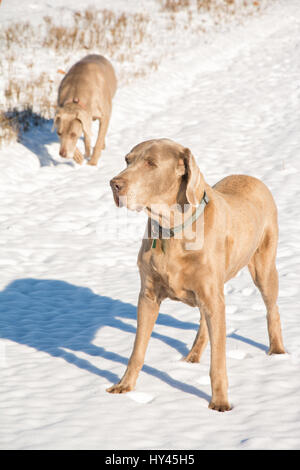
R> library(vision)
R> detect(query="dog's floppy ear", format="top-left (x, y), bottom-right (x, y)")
top-left (182, 148), bottom-right (205, 206)
top-left (52, 108), bottom-right (61, 132)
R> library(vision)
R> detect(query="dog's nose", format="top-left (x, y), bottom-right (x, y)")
top-left (110, 178), bottom-right (126, 193)
top-left (59, 148), bottom-right (67, 158)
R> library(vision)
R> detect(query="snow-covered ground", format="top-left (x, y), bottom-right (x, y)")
top-left (1, 0), bottom-right (300, 450)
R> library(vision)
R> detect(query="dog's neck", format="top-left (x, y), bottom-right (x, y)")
top-left (64, 98), bottom-right (87, 111)
top-left (147, 190), bottom-right (209, 249)
top-left (144, 177), bottom-right (192, 229)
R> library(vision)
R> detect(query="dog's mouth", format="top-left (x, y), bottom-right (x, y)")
top-left (111, 190), bottom-right (144, 212)
top-left (110, 186), bottom-right (126, 208)
top-left (110, 178), bottom-right (146, 212)
top-left (112, 190), bottom-right (122, 208)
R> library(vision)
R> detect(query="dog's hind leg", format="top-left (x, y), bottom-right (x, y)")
top-left (184, 309), bottom-right (208, 363)
top-left (248, 228), bottom-right (285, 355)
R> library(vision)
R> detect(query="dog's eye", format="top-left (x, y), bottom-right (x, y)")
top-left (70, 132), bottom-right (77, 139)
top-left (125, 157), bottom-right (130, 165)
top-left (146, 159), bottom-right (156, 167)
top-left (57, 131), bottom-right (62, 136)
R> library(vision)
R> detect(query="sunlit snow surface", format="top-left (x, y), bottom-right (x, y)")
top-left (0, 0), bottom-right (300, 450)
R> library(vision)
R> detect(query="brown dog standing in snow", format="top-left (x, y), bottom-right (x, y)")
top-left (108, 138), bottom-right (285, 411)
top-left (54, 54), bottom-right (117, 165)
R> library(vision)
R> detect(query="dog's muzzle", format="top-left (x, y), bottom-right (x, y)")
top-left (110, 178), bottom-right (127, 207)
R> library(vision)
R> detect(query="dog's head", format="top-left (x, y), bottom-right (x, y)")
top-left (110, 139), bottom-right (205, 216)
top-left (53, 104), bottom-right (91, 159)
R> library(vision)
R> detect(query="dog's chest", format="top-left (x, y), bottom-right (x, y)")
top-left (149, 243), bottom-right (197, 306)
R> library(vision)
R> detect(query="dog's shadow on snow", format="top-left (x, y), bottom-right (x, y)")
top-left (1, 278), bottom-right (210, 400)
top-left (0, 278), bottom-right (267, 403)
top-left (20, 119), bottom-right (74, 167)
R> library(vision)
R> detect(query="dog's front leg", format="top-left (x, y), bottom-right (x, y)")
top-left (73, 147), bottom-right (84, 164)
top-left (107, 292), bottom-right (160, 394)
top-left (199, 287), bottom-right (231, 411)
top-left (83, 131), bottom-right (91, 159)
top-left (88, 115), bottom-right (109, 166)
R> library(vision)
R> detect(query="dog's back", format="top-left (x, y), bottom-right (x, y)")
top-left (71, 55), bottom-right (117, 95)
top-left (213, 174), bottom-right (277, 219)
top-left (58, 54), bottom-right (117, 108)
top-left (212, 174), bottom-right (278, 281)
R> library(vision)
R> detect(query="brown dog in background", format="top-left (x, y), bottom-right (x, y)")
top-left (108, 138), bottom-right (285, 411)
top-left (54, 54), bottom-right (117, 165)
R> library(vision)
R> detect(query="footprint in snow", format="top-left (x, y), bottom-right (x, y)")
top-left (227, 350), bottom-right (249, 360)
top-left (102, 384), bottom-right (154, 403)
top-left (197, 376), bottom-right (210, 385)
top-left (226, 305), bottom-right (238, 315)
top-left (241, 287), bottom-right (255, 296)
top-left (127, 391), bottom-right (154, 404)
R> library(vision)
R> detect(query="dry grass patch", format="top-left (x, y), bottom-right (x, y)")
top-left (159, 0), bottom-right (264, 14)
top-left (159, 0), bottom-right (191, 12)
top-left (0, 112), bottom-right (18, 148)
top-left (4, 73), bottom-right (55, 119)
top-left (0, 107), bottom-right (49, 148)
top-left (2, 9), bottom-right (150, 60)
top-left (0, 8), bottom-right (150, 144)
top-left (0, 1), bottom-right (274, 145)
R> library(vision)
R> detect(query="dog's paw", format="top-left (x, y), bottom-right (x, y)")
top-left (268, 346), bottom-right (286, 355)
top-left (106, 383), bottom-right (133, 394)
top-left (183, 351), bottom-right (201, 363)
top-left (73, 148), bottom-right (84, 164)
top-left (209, 400), bottom-right (232, 412)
